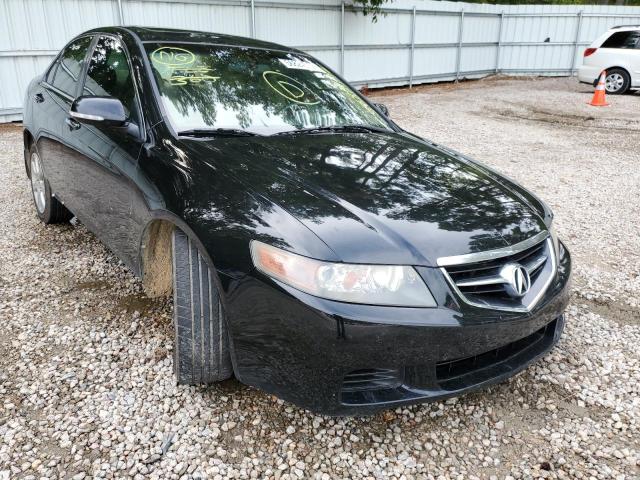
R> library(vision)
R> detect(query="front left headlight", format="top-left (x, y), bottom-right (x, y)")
top-left (250, 241), bottom-right (436, 307)
top-left (538, 198), bottom-right (560, 259)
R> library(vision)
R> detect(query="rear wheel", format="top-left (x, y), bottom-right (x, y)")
top-left (29, 148), bottom-right (73, 224)
top-left (172, 228), bottom-right (233, 385)
top-left (605, 68), bottom-right (630, 95)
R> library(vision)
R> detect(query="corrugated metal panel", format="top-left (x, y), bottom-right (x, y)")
top-left (462, 15), bottom-right (501, 44)
top-left (413, 46), bottom-right (458, 78)
top-left (460, 46), bottom-right (497, 74)
top-left (1, 0), bottom-right (120, 122)
top-left (345, 47), bottom-right (411, 83)
top-left (414, 12), bottom-right (459, 44)
top-left (3, 0), bottom-right (640, 121)
top-left (257, 6), bottom-right (340, 48)
top-left (0, 0), bottom-right (119, 51)
top-left (343, 9), bottom-right (412, 46)
top-left (501, 44), bottom-right (574, 71)
top-left (125, 1), bottom-right (250, 36)
top-left (307, 48), bottom-right (340, 72)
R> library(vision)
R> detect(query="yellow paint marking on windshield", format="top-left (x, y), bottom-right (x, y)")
top-left (262, 71), bottom-right (321, 105)
top-left (278, 82), bottom-right (305, 99)
top-left (150, 48), bottom-right (219, 86)
top-left (169, 67), bottom-right (220, 86)
top-left (151, 47), bottom-right (195, 67)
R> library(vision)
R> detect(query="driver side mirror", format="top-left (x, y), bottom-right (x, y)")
top-left (70, 96), bottom-right (127, 127)
top-left (374, 103), bottom-right (390, 117)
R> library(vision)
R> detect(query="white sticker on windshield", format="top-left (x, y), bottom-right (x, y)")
top-left (278, 57), bottom-right (323, 72)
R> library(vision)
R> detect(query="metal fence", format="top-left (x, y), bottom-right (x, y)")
top-left (2, 0), bottom-right (640, 122)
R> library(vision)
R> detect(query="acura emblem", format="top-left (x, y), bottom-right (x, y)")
top-left (500, 263), bottom-right (531, 298)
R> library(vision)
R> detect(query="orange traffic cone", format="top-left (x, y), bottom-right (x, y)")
top-left (589, 71), bottom-right (609, 107)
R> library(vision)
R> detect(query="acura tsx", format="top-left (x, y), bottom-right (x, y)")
top-left (22, 27), bottom-right (571, 415)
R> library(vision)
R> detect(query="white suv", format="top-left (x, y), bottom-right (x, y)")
top-left (578, 26), bottom-right (640, 94)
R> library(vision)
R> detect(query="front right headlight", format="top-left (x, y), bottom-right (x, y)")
top-left (250, 241), bottom-right (436, 307)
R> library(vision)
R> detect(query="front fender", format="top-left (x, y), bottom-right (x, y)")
top-left (137, 128), bottom-right (337, 283)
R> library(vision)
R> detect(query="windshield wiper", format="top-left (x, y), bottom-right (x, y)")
top-left (273, 124), bottom-right (392, 136)
top-left (178, 128), bottom-right (260, 137)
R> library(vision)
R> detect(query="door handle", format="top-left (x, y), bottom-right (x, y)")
top-left (65, 117), bottom-right (81, 131)
top-left (33, 93), bottom-right (44, 103)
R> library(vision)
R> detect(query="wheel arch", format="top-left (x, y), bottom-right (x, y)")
top-left (139, 211), bottom-right (241, 376)
top-left (23, 129), bottom-right (34, 178)
top-left (606, 65), bottom-right (631, 75)
top-left (138, 211), bottom-right (229, 304)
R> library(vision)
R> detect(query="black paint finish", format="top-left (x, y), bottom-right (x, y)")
top-left (23, 26), bottom-right (571, 415)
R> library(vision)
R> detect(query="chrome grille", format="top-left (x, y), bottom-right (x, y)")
top-left (440, 233), bottom-right (556, 312)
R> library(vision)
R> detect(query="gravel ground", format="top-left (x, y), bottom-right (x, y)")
top-left (1, 76), bottom-right (639, 479)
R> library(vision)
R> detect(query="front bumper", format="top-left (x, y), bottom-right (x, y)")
top-left (225, 242), bottom-right (572, 415)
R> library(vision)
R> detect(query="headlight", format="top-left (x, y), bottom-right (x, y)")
top-left (250, 241), bottom-right (436, 307)
top-left (538, 199), bottom-right (559, 258)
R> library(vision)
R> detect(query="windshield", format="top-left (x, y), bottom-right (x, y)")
top-left (144, 43), bottom-right (389, 135)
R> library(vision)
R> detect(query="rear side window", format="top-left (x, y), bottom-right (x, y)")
top-left (50, 36), bottom-right (93, 97)
top-left (602, 31), bottom-right (640, 49)
top-left (83, 36), bottom-right (139, 124)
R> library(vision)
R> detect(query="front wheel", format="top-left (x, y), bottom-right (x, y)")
top-left (172, 229), bottom-right (233, 385)
top-left (29, 148), bottom-right (73, 224)
top-left (604, 68), bottom-right (630, 95)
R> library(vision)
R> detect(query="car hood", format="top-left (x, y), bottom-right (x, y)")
top-left (183, 131), bottom-right (547, 266)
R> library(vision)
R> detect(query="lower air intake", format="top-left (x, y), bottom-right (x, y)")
top-left (342, 368), bottom-right (403, 393)
top-left (436, 319), bottom-right (557, 390)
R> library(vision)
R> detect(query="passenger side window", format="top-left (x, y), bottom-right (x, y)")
top-left (50, 36), bottom-right (93, 97)
top-left (83, 36), bottom-right (140, 124)
top-left (602, 31), bottom-right (640, 49)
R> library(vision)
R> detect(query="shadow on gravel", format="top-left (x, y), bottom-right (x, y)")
top-left (581, 298), bottom-right (640, 327)
top-left (485, 105), bottom-right (640, 132)
top-left (117, 292), bottom-right (159, 317)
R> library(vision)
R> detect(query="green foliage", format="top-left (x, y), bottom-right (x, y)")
top-left (351, 0), bottom-right (392, 22)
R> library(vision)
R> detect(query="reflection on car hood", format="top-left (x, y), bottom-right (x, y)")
top-left (185, 131), bottom-right (547, 266)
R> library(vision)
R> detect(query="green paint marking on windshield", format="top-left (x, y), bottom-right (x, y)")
top-left (151, 47), bottom-right (195, 67)
top-left (262, 71), bottom-right (321, 105)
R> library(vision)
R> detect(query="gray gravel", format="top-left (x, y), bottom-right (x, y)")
top-left (1, 76), bottom-right (639, 479)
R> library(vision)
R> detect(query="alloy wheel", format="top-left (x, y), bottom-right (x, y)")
top-left (30, 152), bottom-right (46, 214)
top-left (605, 73), bottom-right (624, 93)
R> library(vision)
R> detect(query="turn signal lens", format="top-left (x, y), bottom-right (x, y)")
top-left (584, 48), bottom-right (597, 57)
top-left (250, 241), bottom-right (436, 307)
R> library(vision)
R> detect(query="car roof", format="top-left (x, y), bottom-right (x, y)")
top-left (84, 26), bottom-right (302, 53)
top-left (608, 25), bottom-right (640, 32)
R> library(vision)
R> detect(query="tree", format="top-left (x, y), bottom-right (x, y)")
top-left (351, 0), bottom-right (392, 22)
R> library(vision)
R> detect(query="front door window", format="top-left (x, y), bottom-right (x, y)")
top-left (83, 36), bottom-right (140, 125)
top-left (50, 36), bottom-right (93, 97)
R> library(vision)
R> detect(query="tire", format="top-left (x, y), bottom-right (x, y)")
top-left (28, 146), bottom-right (73, 224)
top-left (172, 228), bottom-right (233, 385)
top-left (604, 68), bottom-right (630, 95)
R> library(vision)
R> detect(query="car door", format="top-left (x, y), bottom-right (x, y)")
top-left (632, 32), bottom-right (640, 86)
top-left (36, 35), bottom-right (94, 205)
top-left (64, 35), bottom-right (147, 269)
top-left (601, 30), bottom-right (640, 80)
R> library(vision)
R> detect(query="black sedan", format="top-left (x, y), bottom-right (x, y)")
top-left (22, 27), bottom-right (571, 415)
